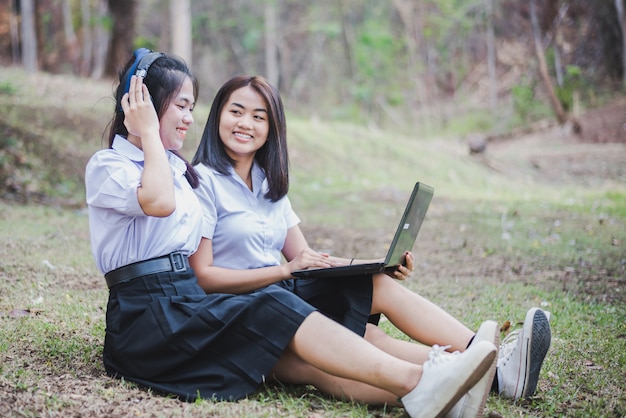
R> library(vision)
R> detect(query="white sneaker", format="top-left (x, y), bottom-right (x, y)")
top-left (401, 340), bottom-right (496, 418)
top-left (497, 308), bottom-right (551, 400)
top-left (446, 320), bottom-right (499, 418)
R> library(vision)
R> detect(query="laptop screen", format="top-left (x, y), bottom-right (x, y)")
top-left (384, 182), bottom-right (434, 266)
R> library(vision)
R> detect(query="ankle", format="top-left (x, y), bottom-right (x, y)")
top-left (401, 365), bottom-right (423, 398)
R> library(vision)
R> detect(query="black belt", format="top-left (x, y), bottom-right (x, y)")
top-left (104, 251), bottom-right (190, 289)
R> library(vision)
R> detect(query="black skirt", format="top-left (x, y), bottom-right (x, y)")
top-left (103, 268), bottom-right (374, 402)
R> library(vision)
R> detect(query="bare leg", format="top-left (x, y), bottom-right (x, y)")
top-left (364, 323), bottom-right (431, 363)
top-left (371, 274), bottom-right (475, 352)
top-left (269, 348), bottom-right (400, 405)
top-left (277, 312), bottom-right (497, 418)
top-left (269, 323), bottom-right (440, 404)
top-left (269, 324), bottom-right (436, 404)
top-left (288, 311), bottom-right (420, 398)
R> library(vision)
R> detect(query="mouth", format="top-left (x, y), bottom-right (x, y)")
top-left (234, 132), bottom-right (252, 141)
top-left (176, 128), bottom-right (187, 137)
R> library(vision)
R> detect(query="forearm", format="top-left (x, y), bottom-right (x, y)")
top-left (138, 131), bottom-right (175, 216)
top-left (194, 263), bottom-right (292, 294)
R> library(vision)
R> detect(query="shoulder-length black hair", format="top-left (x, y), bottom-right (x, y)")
top-left (192, 75), bottom-right (289, 202)
top-left (107, 49), bottom-right (200, 188)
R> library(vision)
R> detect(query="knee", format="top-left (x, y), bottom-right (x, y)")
top-left (272, 349), bottom-right (317, 383)
top-left (364, 323), bottom-right (391, 347)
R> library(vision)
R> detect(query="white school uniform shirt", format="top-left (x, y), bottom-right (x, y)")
top-left (85, 135), bottom-right (203, 274)
top-left (194, 162), bottom-right (300, 270)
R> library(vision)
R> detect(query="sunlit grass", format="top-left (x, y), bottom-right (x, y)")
top-left (1, 66), bottom-right (625, 417)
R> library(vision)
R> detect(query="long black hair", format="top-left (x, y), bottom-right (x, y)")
top-left (107, 48), bottom-right (199, 188)
top-left (192, 75), bottom-right (289, 202)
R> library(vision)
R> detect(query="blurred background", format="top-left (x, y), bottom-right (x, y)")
top-left (1, 0), bottom-right (625, 136)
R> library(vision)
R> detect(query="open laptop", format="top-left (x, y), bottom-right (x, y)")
top-left (291, 182), bottom-right (434, 279)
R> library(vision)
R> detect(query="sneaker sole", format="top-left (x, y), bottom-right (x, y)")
top-left (518, 308), bottom-right (552, 399)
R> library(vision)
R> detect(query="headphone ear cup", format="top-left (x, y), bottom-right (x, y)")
top-left (117, 48), bottom-right (152, 111)
top-left (123, 48), bottom-right (152, 95)
top-left (117, 48), bottom-right (163, 112)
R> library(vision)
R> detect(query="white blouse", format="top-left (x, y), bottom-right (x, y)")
top-left (85, 135), bottom-right (203, 274)
top-left (194, 162), bottom-right (300, 270)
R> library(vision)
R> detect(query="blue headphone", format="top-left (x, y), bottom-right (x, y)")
top-left (118, 48), bottom-right (165, 110)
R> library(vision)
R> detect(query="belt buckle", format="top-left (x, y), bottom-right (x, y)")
top-left (169, 252), bottom-right (186, 272)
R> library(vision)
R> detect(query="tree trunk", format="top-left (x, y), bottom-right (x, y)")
top-left (80, 0), bottom-right (93, 76)
top-left (392, 0), bottom-right (430, 128)
top-left (530, 0), bottom-right (568, 125)
top-left (105, 0), bottom-right (137, 78)
top-left (91, 0), bottom-right (109, 79)
top-left (20, 0), bottom-right (38, 73)
top-left (8, 0), bottom-right (20, 64)
top-left (170, 0), bottom-right (192, 66)
top-left (617, 0), bottom-right (626, 85)
top-left (62, 0), bottom-right (79, 73)
top-left (339, 0), bottom-right (357, 80)
top-left (485, 0), bottom-right (497, 111)
top-left (158, 0), bottom-right (169, 52)
top-left (264, 0), bottom-right (279, 87)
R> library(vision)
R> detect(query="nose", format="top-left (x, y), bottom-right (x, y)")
top-left (236, 114), bottom-right (253, 129)
top-left (183, 110), bottom-right (193, 125)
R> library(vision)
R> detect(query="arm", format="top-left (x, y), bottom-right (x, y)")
top-left (190, 238), bottom-right (291, 294)
top-left (189, 225), bottom-right (338, 294)
top-left (122, 75), bottom-right (175, 217)
top-left (284, 225), bottom-right (414, 280)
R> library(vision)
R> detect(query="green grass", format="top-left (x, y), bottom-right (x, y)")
top-left (1, 193), bottom-right (624, 417)
top-left (1, 67), bottom-right (625, 417)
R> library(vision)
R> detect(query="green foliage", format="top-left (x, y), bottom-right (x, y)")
top-left (511, 82), bottom-right (552, 126)
top-left (0, 82), bottom-right (16, 95)
top-left (133, 37), bottom-right (158, 51)
top-left (511, 84), bottom-right (536, 121)
top-left (440, 108), bottom-right (494, 137)
top-left (556, 65), bottom-right (584, 112)
top-left (350, 6), bottom-right (407, 108)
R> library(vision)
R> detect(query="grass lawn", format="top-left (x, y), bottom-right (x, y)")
top-left (0, 66), bottom-right (625, 417)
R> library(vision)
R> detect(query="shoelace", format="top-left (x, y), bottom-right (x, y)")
top-left (498, 328), bottom-right (521, 363)
top-left (426, 344), bottom-right (459, 366)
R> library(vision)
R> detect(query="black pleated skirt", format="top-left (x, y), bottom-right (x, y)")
top-left (102, 267), bottom-right (374, 402)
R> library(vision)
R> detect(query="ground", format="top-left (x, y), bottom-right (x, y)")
top-left (304, 99), bottom-right (626, 302)
top-left (1, 94), bottom-right (624, 417)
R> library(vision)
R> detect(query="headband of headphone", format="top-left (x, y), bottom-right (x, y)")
top-left (118, 48), bottom-right (165, 110)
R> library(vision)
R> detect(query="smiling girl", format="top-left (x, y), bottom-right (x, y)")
top-left (189, 75), bottom-right (504, 417)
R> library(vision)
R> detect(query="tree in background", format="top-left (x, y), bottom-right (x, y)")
top-left (170, 0), bottom-right (192, 67)
top-left (1, 0), bottom-right (625, 132)
top-left (19, 0), bottom-right (37, 73)
top-left (105, 0), bottom-right (137, 77)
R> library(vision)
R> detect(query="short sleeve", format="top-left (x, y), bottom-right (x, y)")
top-left (193, 165), bottom-right (218, 239)
top-left (85, 150), bottom-right (144, 216)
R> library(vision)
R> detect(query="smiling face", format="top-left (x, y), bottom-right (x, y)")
top-left (218, 85), bottom-right (269, 161)
top-left (159, 76), bottom-right (195, 151)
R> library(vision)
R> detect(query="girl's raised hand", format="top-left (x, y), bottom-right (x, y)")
top-left (121, 75), bottom-right (159, 140)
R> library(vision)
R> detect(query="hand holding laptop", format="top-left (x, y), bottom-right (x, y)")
top-left (383, 251), bottom-right (414, 280)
